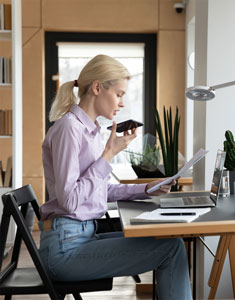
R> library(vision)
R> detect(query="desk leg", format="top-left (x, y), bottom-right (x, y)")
top-left (228, 234), bottom-right (235, 298)
top-left (208, 235), bottom-right (232, 300)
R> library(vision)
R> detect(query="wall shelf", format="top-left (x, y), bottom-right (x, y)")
top-left (0, 30), bottom-right (11, 40)
top-left (0, 83), bottom-right (12, 88)
top-left (0, 0), bottom-right (22, 245)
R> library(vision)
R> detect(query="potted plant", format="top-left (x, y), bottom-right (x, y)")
top-left (223, 130), bottom-right (235, 194)
top-left (154, 106), bottom-right (181, 191)
top-left (126, 134), bottom-right (163, 178)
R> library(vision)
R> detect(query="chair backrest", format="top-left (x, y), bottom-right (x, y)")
top-left (0, 184), bottom-right (60, 299)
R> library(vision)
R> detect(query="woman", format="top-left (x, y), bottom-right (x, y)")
top-left (39, 54), bottom-right (192, 300)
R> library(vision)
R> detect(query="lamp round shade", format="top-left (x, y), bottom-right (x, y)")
top-left (185, 86), bottom-right (216, 101)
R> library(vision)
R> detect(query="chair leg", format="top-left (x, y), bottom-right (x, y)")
top-left (132, 274), bottom-right (141, 283)
top-left (152, 270), bottom-right (156, 300)
top-left (152, 270), bottom-right (158, 300)
top-left (73, 293), bottom-right (83, 300)
top-left (105, 212), bottom-right (117, 231)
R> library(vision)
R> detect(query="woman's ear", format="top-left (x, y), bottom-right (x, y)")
top-left (91, 80), bottom-right (101, 96)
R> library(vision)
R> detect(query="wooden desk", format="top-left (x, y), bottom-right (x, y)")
top-left (119, 177), bottom-right (193, 191)
top-left (117, 191), bottom-right (235, 299)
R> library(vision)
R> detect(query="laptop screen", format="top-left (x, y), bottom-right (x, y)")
top-left (210, 150), bottom-right (226, 202)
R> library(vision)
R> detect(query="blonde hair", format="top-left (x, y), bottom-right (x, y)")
top-left (49, 54), bottom-right (131, 122)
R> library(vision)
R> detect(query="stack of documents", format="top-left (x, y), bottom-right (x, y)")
top-left (147, 148), bottom-right (208, 193)
top-left (130, 208), bottom-right (211, 224)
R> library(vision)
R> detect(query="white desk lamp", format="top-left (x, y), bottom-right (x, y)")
top-left (185, 80), bottom-right (235, 101)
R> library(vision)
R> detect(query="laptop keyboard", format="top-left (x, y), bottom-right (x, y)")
top-left (183, 196), bottom-right (211, 205)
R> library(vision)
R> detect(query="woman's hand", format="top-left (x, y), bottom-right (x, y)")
top-left (145, 178), bottom-right (177, 196)
top-left (102, 121), bottom-right (137, 162)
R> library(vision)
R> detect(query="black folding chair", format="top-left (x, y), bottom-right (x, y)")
top-left (0, 184), bottom-right (113, 300)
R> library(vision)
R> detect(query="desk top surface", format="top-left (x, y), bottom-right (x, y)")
top-left (117, 191), bottom-right (235, 238)
top-left (119, 177), bottom-right (192, 185)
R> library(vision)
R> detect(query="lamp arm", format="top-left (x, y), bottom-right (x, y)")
top-left (211, 80), bottom-right (235, 90)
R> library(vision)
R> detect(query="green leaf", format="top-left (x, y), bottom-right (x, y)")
top-left (154, 107), bottom-right (169, 175)
top-left (154, 106), bottom-right (180, 177)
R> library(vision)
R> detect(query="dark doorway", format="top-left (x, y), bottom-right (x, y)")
top-left (45, 32), bottom-right (157, 135)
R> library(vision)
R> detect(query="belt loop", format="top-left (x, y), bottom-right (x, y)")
top-left (82, 221), bottom-right (86, 230)
top-left (51, 218), bottom-right (55, 230)
top-left (43, 219), bottom-right (52, 231)
top-left (94, 220), bottom-right (98, 233)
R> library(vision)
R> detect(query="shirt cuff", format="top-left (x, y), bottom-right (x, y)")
top-left (129, 184), bottom-right (152, 199)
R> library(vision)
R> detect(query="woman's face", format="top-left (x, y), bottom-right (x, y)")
top-left (94, 79), bottom-right (128, 120)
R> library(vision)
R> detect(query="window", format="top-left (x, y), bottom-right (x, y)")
top-left (45, 32), bottom-right (156, 167)
top-left (57, 42), bottom-right (144, 164)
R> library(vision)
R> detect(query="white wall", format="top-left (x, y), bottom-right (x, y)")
top-left (185, 0), bottom-right (195, 161)
top-left (194, 0), bottom-right (235, 189)
top-left (191, 0), bottom-right (235, 298)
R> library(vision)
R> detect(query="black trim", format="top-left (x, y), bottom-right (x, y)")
top-left (45, 32), bottom-right (157, 135)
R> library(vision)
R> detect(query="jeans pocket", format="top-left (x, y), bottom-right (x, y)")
top-left (61, 228), bottom-right (83, 252)
top-left (64, 229), bottom-right (82, 242)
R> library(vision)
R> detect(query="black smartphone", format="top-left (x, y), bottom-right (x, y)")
top-left (107, 119), bottom-right (144, 133)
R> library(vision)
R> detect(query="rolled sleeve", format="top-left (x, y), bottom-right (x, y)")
top-left (90, 157), bottom-right (112, 179)
top-left (107, 183), bottom-right (151, 202)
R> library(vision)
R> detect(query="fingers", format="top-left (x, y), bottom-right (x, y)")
top-left (158, 178), bottom-right (177, 187)
top-left (161, 180), bottom-right (177, 189)
top-left (124, 131), bottom-right (128, 136)
top-left (159, 180), bottom-right (177, 192)
top-left (110, 121), bottom-right (117, 137)
top-left (159, 185), bottom-right (172, 193)
top-left (123, 127), bottom-right (138, 136)
top-left (147, 178), bottom-right (177, 196)
top-left (131, 127), bottom-right (138, 134)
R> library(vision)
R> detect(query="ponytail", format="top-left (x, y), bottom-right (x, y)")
top-left (49, 81), bottom-right (76, 122)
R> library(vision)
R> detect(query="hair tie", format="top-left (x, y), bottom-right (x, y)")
top-left (74, 80), bottom-right (78, 87)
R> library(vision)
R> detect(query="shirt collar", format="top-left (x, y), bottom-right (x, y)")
top-left (70, 104), bottom-right (101, 134)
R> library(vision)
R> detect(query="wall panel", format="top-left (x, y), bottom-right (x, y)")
top-left (23, 176), bottom-right (44, 207)
top-left (159, 0), bottom-right (185, 30)
top-left (42, 0), bottom-right (159, 32)
top-left (22, 0), bottom-right (41, 28)
top-left (22, 29), bottom-right (44, 180)
top-left (23, 28), bottom-right (41, 45)
top-left (157, 30), bottom-right (186, 154)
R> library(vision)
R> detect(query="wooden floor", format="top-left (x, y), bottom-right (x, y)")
top-left (1, 230), bottom-right (153, 300)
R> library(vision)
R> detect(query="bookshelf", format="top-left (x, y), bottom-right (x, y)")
top-left (0, 83), bottom-right (11, 86)
top-left (0, 0), bottom-right (22, 244)
top-left (0, 30), bottom-right (11, 40)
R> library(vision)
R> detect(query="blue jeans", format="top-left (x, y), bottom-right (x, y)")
top-left (38, 217), bottom-right (192, 300)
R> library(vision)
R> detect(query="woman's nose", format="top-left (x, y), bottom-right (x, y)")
top-left (118, 99), bottom-right (125, 107)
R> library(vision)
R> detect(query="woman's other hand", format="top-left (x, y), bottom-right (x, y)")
top-left (145, 178), bottom-right (177, 196)
top-left (102, 121), bottom-right (137, 162)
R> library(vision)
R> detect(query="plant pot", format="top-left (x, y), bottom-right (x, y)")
top-left (229, 170), bottom-right (235, 194)
top-left (131, 165), bottom-right (165, 178)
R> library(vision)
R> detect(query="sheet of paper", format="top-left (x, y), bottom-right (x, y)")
top-left (130, 207), bottom-right (211, 224)
top-left (147, 148), bottom-right (208, 194)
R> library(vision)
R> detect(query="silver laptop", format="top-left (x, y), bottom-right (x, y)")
top-left (160, 149), bottom-right (226, 208)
